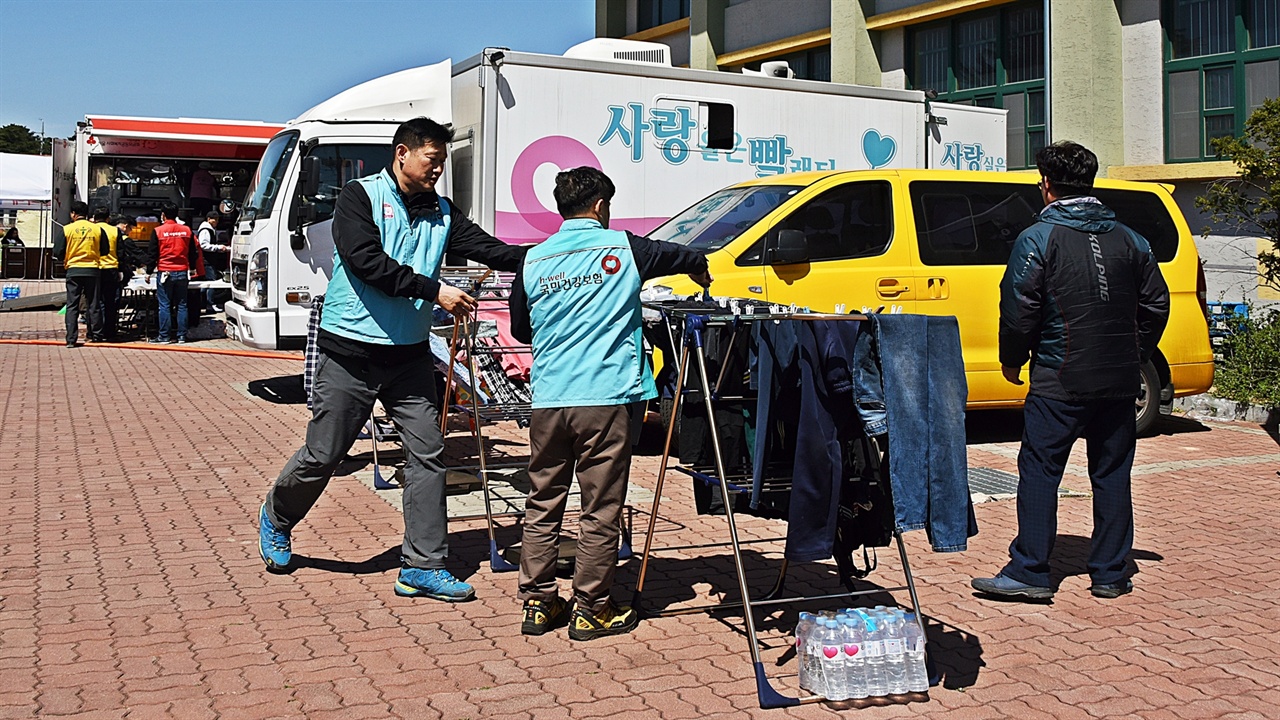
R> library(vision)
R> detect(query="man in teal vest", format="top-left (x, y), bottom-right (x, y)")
top-left (257, 117), bottom-right (525, 601)
top-left (509, 167), bottom-right (711, 640)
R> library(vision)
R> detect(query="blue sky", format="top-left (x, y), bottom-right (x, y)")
top-left (0, 0), bottom-right (595, 140)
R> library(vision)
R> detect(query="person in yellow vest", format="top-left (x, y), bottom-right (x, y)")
top-left (93, 206), bottom-right (122, 342)
top-left (53, 201), bottom-right (109, 348)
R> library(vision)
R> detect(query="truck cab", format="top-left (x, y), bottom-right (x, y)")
top-left (224, 62), bottom-right (452, 349)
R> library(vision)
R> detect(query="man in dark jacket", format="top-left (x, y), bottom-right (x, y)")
top-left (972, 141), bottom-right (1169, 601)
top-left (257, 117), bottom-right (525, 602)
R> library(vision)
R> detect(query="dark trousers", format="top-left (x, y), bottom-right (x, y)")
top-left (64, 274), bottom-right (102, 345)
top-left (1003, 394), bottom-right (1136, 587)
top-left (98, 269), bottom-right (120, 340)
top-left (264, 349), bottom-right (450, 569)
top-left (519, 405), bottom-right (632, 612)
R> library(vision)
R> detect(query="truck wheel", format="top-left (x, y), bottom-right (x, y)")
top-left (1135, 360), bottom-right (1161, 436)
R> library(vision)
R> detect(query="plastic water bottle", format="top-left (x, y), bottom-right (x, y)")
top-left (804, 617), bottom-right (829, 697)
top-left (860, 611), bottom-right (888, 696)
top-left (819, 619), bottom-right (849, 700)
top-left (1, 284), bottom-right (18, 301)
top-left (903, 613), bottom-right (930, 692)
top-left (795, 612), bottom-right (816, 692)
top-left (881, 610), bottom-right (909, 695)
top-left (839, 616), bottom-right (869, 699)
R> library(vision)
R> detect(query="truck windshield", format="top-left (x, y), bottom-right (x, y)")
top-left (648, 185), bottom-right (801, 253)
top-left (241, 131), bottom-right (299, 222)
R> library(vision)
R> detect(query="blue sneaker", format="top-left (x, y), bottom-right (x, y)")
top-left (394, 568), bottom-right (475, 602)
top-left (258, 503), bottom-right (292, 571)
top-left (971, 572), bottom-right (1054, 600)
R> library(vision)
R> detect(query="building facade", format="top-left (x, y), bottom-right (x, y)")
top-left (597, 0), bottom-right (1280, 304)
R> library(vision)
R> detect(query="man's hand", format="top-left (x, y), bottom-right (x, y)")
top-left (689, 270), bottom-right (713, 288)
top-left (436, 284), bottom-right (477, 318)
top-left (1002, 365), bottom-right (1025, 385)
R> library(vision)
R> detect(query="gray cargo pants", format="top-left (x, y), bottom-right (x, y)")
top-left (518, 405), bottom-right (632, 613)
top-left (264, 348), bottom-right (449, 569)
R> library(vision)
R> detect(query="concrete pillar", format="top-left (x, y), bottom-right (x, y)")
top-left (690, 0), bottom-right (729, 71)
top-left (1120, 0), bottom-right (1164, 166)
top-left (597, 0), bottom-right (628, 38)
top-left (1049, 0), bottom-right (1126, 171)
top-left (831, 0), bottom-right (881, 86)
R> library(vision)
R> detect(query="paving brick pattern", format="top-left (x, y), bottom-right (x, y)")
top-left (1, 325), bottom-right (1278, 718)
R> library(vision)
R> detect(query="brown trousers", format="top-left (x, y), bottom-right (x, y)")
top-left (519, 405), bottom-right (631, 613)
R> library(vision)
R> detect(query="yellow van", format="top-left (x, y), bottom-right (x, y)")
top-left (645, 169), bottom-right (1213, 434)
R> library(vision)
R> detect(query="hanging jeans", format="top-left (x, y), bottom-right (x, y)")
top-left (872, 314), bottom-right (976, 552)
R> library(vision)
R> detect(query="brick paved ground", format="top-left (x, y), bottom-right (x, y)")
top-left (1, 310), bottom-right (1278, 719)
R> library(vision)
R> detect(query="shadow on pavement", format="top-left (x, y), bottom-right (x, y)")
top-left (247, 374), bottom-right (306, 405)
top-left (1047, 534), bottom-right (1163, 588)
top-left (293, 547), bottom-right (401, 575)
top-left (966, 408), bottom-right (1216, 444)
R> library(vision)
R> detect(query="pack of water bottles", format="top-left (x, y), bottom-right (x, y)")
top-left (795, 606), bottom-right (929, 700)
top-left (1, 284), bottom-right (19, 301)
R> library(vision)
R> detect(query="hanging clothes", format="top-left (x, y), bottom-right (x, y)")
top-left (872, 314), bottom-right (977, 552)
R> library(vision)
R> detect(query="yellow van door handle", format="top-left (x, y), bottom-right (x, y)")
top-left (876, 278), bottom-right (910, 297)
top-left (927, 276), bottom-right (949, 299)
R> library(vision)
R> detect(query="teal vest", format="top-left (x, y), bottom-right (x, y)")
top-left (320, 170), bottom-right (450, 345)
top-left (523, 219), bottom-right (657, 409)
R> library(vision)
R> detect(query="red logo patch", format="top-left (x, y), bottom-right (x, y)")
top-left (601, 255), bottom-right (622, 275)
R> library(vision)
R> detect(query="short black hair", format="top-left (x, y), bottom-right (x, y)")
top-left (113, 215), bottom-right (134, 227)
top-left (206, 211), bottom-right (220, 221)
top-left (160, 202), bottom-right (179, 220)
top-left (1035, 141), bottom-right (1098, 197)
top-left (92, 206), bottom-right (110, 222)
top-left (70, 200), bottom-right (90, 216)
top-left (392, 117), bottom-right (452, 151)
top-left (554, 166), bottom-right (615, 218)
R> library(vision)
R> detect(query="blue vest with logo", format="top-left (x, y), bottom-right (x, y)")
top-left (320, 170), bottom-right (451, 345)
top-left (523, 219), bottom-right (656, 409)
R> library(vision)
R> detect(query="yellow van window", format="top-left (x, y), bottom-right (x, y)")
top-left (1090, 189), bottom-right (1180, 262)
top-left (741, 181), bottom-right (894, 264)
top-left (911, 181), bottom-right (1041, 266)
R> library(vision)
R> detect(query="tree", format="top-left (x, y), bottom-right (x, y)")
top-left (0, 123), bottom-right (51, 155)
top-left (1196, 97), bottom-right (1280, 293)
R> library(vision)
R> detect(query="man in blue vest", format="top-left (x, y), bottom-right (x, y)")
top-left (257, 117), bottom-right (525, 601)
top-left (508, 167), bottom-right (711, 640)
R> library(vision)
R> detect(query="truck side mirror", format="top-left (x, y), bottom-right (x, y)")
top-left (767, 229), bottom-right (809, 265)
top-left (290, 203), bottom-right (316, 250)
top-left (298, 155), bottom-right (321, 198)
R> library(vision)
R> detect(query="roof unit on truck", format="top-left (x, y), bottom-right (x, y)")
top-left (562, 38), bottom-right (672, 66)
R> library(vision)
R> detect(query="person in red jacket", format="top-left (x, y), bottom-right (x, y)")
top-left (145, 202), bottom-right (199, 343)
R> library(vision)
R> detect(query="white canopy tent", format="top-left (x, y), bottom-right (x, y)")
top-left (0, 153), bottom-right (54, 275)
top-left (0, 152), bottom-right (52, 208)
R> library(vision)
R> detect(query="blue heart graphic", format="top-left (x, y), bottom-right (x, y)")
top-left (862, 129), bottom-right (897, 169)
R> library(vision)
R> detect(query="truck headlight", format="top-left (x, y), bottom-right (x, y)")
top-left (246, 248), bottom-right (269, 310)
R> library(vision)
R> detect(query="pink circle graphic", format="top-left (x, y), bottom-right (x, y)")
top-left (511, 136), bottom-right (603, 234)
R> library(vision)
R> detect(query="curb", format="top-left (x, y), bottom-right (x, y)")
top-left (1173, 394), bottom-right (1279, 426)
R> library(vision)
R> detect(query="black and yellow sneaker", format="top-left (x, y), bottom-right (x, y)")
top-left (568, 601), bottom-right (640, 642)
top-left (521, 596), bottom-right (571, 636)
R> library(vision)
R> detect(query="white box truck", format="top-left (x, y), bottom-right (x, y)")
top-left (224, 40), bottom-right (1006, 349)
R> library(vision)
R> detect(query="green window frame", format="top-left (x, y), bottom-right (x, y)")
top-left (1164, 0), bottom-right (1280, 162)
top-left (906, 0), bottom-right (1046, 170)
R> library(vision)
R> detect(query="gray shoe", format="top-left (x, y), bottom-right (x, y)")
top-left (1090, 579), bottom-right (1133, 598)
top-left (971, 573), bottom-right (1054, 600)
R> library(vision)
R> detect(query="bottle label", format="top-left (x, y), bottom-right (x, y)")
top-left (864, 640), bottom-right (884, 657)
top-left (913, 637), bottom-right (926, 653)
top-left (885, 638), bottom-right (904, 655)
top-left (843, 643), bottom-right (861, 658)
top-left (823, 645), bottom-right (841, 660)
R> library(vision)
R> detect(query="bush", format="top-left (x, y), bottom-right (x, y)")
top-left (1214, 307), bottom-right (1280, 408)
